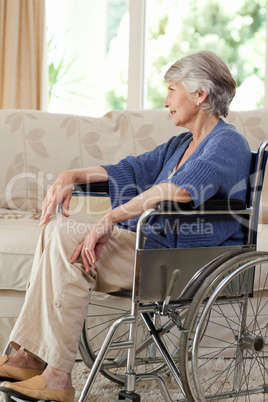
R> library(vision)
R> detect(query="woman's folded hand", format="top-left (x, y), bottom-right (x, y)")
top-left (70, 214), bottom-right (115, 271)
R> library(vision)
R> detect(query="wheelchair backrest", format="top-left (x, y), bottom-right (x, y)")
top-left (247, 139), bottom-right (268, 245)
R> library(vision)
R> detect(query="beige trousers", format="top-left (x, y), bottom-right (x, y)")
top-left (10, 214), bottom-right (136, 372)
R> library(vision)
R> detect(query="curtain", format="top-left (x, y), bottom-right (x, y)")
top-left (0, 0), bottom-right (47, 110)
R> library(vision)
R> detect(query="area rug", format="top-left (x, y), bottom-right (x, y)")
top-left (72, 361), bottom-right (177, 401)
top-left (0, 361), bottom-right (179, 402)
top-left (70, 361), bottom-right (265, 402)
top-left (0, 360), bottom-right (265, 401)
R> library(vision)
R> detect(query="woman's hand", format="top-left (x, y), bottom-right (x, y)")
top-left (40, 167), bottom-right (108, 226)
top-left (70, 214), bottom-right (115, 272)
top-left (40, 171), bottom-right (75, 225)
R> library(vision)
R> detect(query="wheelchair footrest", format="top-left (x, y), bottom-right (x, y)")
top-left (118, 390), bottom-right (141, 401)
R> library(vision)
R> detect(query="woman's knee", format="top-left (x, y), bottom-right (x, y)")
top-left (41, 214), bottom-right (67, 241)
top-left (43, 214), bottom-right (94, 254)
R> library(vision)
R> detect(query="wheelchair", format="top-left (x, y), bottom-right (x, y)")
top-left (74, 138), bottom-right (268, 401)
top-left (2, 139), bottom-right (268, 402)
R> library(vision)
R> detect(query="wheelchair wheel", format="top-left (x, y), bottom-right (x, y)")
top-left (179, 251), bottom-right (268, 401)
top-left (79, 291), bottom-right (189, 386)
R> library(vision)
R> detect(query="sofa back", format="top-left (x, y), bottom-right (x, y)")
top-left (0, 109), bottom-right (267, 216)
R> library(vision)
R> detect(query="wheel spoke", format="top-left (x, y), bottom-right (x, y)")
top-left (179, 251), bottom-right (268, 401)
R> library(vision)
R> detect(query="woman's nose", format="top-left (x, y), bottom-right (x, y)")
top-left (163, 96), bottom-right (169, 108)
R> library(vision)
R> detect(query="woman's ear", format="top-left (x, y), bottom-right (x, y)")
top-left (196, 89), bottom-right (208, 105)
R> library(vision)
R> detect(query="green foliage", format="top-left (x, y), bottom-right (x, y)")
top-left (47, 34), bottom-right (89, 105)
top-left (145, 0), bottom-right (266, 109)
top-left (47, 35), bottom-right (75, 101)
top-left (150, 15), bottom-right (169, 39)
top-left (106, 90), bottom-right (126, 110)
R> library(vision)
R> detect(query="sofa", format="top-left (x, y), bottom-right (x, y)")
top-left (0, 108), bottom-right (268, 353)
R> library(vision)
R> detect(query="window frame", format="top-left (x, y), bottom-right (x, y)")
top-left (128, 0), bottom-right (268, 110)
top-left (127, 0), bottom-right (146, 109)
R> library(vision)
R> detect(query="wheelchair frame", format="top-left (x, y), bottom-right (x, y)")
top-left (2, 140), bottom-right (268, 402)
top-left (77, 139), bottom-right (268, 402)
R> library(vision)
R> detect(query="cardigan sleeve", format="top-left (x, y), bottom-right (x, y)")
top-left (102, 135), bottom-right (182, 209)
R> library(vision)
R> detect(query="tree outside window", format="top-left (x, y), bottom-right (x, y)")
top-left (144, 0), bottom-right (266, 110)
top-left (46, 0), bottom-right (266, 115)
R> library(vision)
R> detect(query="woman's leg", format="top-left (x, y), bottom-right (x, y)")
top-left (9, 214), bottom-right (96, 373)
top-left (3, 213), bottom-right (136, 390)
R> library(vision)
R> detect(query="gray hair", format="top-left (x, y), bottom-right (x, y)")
top-left (164, 50), bottom-right (236, 118)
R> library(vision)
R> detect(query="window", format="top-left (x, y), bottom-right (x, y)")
top-left (46, 0), bottom-right (129, 116)
top-left (46, 0), bottom-right (267, 115)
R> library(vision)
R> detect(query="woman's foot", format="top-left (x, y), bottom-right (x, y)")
top-left (0, 375), bottom-right (75, 402)
top-left (0, 352), bottom-right (44, 382)
top-left (0, 353), bottom-right (74, 402)
top-left (4, 347), bottom-right (45, 370)
top-left (41, 365), bottom-right (73, 390)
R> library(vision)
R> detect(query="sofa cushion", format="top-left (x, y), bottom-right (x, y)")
top-left (1, 109), bottom-right (267, 215)
top-left (0, 109), bottom-right (178, 213)
top-left (0, 196), bottom-right (111, 290)
top-left (0, 290), bottom-right (27, 353)
top-left (0, 214), bottom-right (41, 290)
top-left (0, 110), bottom-right (133, 212)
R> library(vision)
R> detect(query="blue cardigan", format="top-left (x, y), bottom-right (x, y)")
top-left (103, 119), bottom-right (252, 249)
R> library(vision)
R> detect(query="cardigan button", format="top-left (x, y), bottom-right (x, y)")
top-left (54, 300), bottom-right (61, 308)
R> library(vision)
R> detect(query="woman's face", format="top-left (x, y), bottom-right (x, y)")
top-left (163, 81), bottom-right (198, 128)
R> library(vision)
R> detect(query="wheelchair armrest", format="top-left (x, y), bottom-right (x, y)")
top-left (157, 199), bottom-right (248, 213)
top-left (136, 198), bottom-right (250, 250)
top-left (73, 181), bottom-right (109, 196)
top-left (56, 181), bottom-right (109, 214)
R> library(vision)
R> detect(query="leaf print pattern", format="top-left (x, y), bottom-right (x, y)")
top-left (5, 113), bottom-right (22, 133)
top-left (5, 112), bottom-right (39, 133)
top-left (245, 117), bottom-right (261, 127)
top-left (136, 124), bottom-right (154, 139)
top-left (129, 112), bottom-right (143, 118)
top-left (1, 109), bottom-right (267, 214)
top-left (25, 113), bottom-right (38, 120)
top-left (60, 116), bottom-right (78, 137)
top-left (4, 153), bottom-right (26, 210)
top-left (83, 132), bottom-right (101, 144)
top-left (5, 153), bottom-right (25, 185)
top-left (112, 112), bottom-right (129, 133)
top-left (119, 115), bottom-right (129, 137)
top-left (81, 117), bottom-right (94, 125)
top-left (244, 117), bottom-right (266, 141)
top-left (26, 129), bottom-right (48, 158)
top-left (26, 128), bottom-right (46, 142)
top-left (82, 132), bottom-right (104, 160)
top-left (135, 124), bottom-right (157, 150)
top-left (69, 157), bottom-right (80, 170)
top-left (27, 141), bottom-right (49, 158)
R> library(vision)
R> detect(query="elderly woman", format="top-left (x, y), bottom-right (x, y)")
top-left (0, 50), bottom-right (251, 402)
